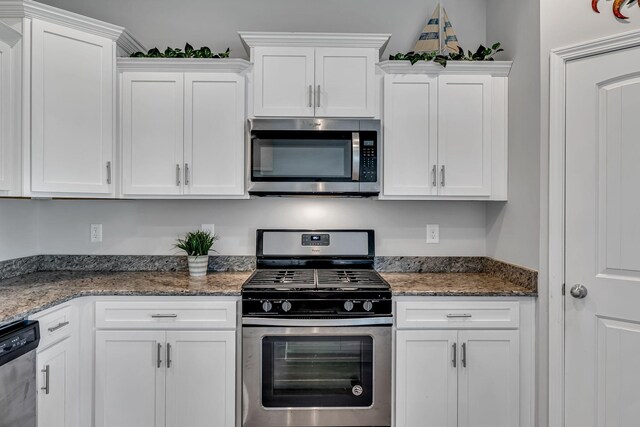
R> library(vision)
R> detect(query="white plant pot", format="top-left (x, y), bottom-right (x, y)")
top-left (187, 255), bottom-right (209, 277)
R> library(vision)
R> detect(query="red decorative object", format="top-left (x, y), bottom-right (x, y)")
top-left (592, 0), bottom-right (638, 19)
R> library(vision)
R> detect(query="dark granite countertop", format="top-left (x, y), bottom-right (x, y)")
top-left (384, 272), bottom-right (537, 297)
top-left (0, 268), bottom-right (536, 326)
top-left (0, 271), bottom-right (250, 325)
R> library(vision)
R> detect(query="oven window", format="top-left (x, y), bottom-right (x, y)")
top-left (251, 131), bottom-right (353, 181)
top-left (261, 336), bottom-right (373, 407)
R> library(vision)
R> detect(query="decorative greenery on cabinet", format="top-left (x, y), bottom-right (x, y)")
top-left (389, 43), bottom-right (504, 66)
top-left (131, 43), bottom-right (230, 58)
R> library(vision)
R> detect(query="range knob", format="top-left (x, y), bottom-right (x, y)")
top-left (363, 301), bottom-right (373, 312)
top-left (344, 301), bottom-right (354, 312)
top-left (281, 300), bottom-right (292, 313)
top-left (262, 301), bottom-right (273, 312)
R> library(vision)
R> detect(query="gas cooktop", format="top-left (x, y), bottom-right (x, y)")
top-left (242, 230), bottom-right (392, 318)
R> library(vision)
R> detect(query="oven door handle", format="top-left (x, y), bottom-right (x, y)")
top-left (242, 317), bottom-right (393, 327)
top-left (351, 132), bottom-right (360, 181)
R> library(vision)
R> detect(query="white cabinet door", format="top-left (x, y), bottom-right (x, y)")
top-left (165, 331), bottom-right (236, 427)
top-left (31, 20), bottom-right (114, 195)
top-left (383, 75), bottom-right (438, 196)
top-left (438, 75), bottom-right (492, 196)
top-left (95, 331), bottom-right (166, 427)
top-left (253, 47), bottom-right (315, 117)
top-left (314, 48), bottom-right (376, 117)
top-left (37, 337), bottom-right (77, 427)
top-left (184, 73), bottom-right (245, 196)
top-left (396, 330), bottom-right (458, 427)
top-left (121, 72), bottom-right (184, 196)
top-left (0, 38), bottom-right (11, 192)
top-left (457, 330), bottom-right (519, 427)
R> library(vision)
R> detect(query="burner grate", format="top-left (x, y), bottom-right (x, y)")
top-left (244, 269), bottom-right (316, 289)
top-left (316, 270), bottom-right (388, 289)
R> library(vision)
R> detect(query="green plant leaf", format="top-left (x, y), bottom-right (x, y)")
top-left (185, 43), bottom-right (194, 54)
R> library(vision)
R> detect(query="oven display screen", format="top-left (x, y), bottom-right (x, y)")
top-left (261, 336), bottom-right (373, 407)
top-left (301, 234), bottom-right (330, 246)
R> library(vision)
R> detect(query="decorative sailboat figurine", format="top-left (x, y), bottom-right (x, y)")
top-left (413, 4), bottom-right (441, 53)
top-left (413, 4), bottom-right (460, 55)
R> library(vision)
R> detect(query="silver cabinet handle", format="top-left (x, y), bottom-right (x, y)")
top-left (452, 343), bottom-right (457, 368)
top-left (106, 161), bottom-right (112, 185)
top-left (317, 85), bottom-right (321, 107)
top-left (351, 132), bottom-right (360, 181)
top-left (157, 343), bottom-right (162, 368)
top-left (151, 314), bottom-right (178, 318)
top-left (176, 164), bottom-right (181, 186)
top-left (166, 343), bottom-right (172, 368)
top-left (432, 165), bottom-right (437, 187)
top-left (461, 342), bottom-right (467, 368)
top-left (48, 321), bottom-right (69, 333)
top-left (446, 314), bottom-right (472, 319)
top-left (440, 165), bottom-right (446, 187)
top-left (184, 163), bottom-right (190, 186)
top-left (308, 85), bottom-right (313, 108)
top-left (41, 365), bottom-right (50, 394)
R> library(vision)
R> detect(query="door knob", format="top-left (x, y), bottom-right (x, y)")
top-left (570, 284), bottom-right (588, 299)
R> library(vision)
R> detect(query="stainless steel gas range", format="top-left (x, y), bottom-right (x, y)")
top-left (241, 229), bottom-right (392, 427)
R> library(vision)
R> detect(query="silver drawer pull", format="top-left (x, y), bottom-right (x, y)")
top-left (157, 343), bottom-right (162, 368)
top-left (151, 314), bottom-right (178, 318)
top-left (446, 314), bottom-right (472, 319)
top-left (48, 321), bottom-right (69, 332)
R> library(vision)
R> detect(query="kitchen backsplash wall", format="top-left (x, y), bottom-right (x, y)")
top-left (41, 0), bottom-right (488, 60)
top-left (19, 198), bottom-right (487, 259)
top-left (0, 200), bottom-right (39, 261)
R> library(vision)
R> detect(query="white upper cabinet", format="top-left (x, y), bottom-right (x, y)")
top-left (118, 59), bottom-right (250, 198)
top-left (31, 20), bottom-right (114, 195)
top-left (380, 61), bottom-right (511, 200)
top-left (0, 1), bottom-right (144, 197)
top-left (121, 72), bottom-right (185, 196)
top-left (240, 32), bottom-right (389, 118)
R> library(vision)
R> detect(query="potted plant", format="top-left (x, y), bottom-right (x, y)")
top-left (175, 230), bottom-right (218, 277)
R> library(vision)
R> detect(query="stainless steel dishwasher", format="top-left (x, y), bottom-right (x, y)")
top-left (0, 320), bottom-right (40, 427)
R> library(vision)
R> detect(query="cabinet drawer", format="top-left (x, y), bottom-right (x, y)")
top-left (30, 304), bottom-right (75, 349)
top-left (396, 301), bottom-right (519, 329)
top-left (95, 300), bottom-right (237, 330)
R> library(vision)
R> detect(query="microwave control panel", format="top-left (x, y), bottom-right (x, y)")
top-left (360, 132), bottom-right (377, 182)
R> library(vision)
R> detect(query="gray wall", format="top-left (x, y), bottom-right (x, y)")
top-left (39, 0), bottom-right (488, 59)
top-left (0, 200), bottom-right (39, 260)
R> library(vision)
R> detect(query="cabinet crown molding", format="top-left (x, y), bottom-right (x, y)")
top-left (378, 60), bottom-right (513, 77)
top-left (0, 0), bottom-right (145, 54)
top-left (238, 31), bottom-right (391, 55)
top-left (117, 58), bottom-right (252, 73)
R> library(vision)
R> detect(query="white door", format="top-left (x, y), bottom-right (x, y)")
top-left (31, 20), bottom-right (114, 195)
top-left (314, 48), bottom-right (376, 117)
top-left (565, 46), bottom-right (640, 427)
top-left (121, 72), bottom-right (184, 196)
top-left (457, 330), bottom-right (519, 427)
top-left (0, 38), bottom-right (12, 192)
top-left (37, 338), bottom-right (77, 427)
top-left (383, 75), bottom-right (438, 197)
top-left (395, 330), bottom-right (457, 427)
top-left (438, 75), bottom-right (492, 196)
top-left (165, 331), bottom-right (236, 427)
top-left (253, 47), bottom-right (315, 117)
top-left (184, 73), bottom-right (245, 196)
top-left (95, 331), bottom-right (166, 427)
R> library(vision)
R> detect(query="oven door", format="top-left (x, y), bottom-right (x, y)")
top-left (242, 323), bottom-right (391, 427)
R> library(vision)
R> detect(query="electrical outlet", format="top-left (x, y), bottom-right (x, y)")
top-left (426, 224), bottom-right (439, 244)
top-left (90, 224), bottom-right (103, 243)
top-left (201, 224), bottom-right (215, 235)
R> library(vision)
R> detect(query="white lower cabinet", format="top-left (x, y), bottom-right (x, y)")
top-left (37, 337), bottom-right (78, 427)
top-left (95, 328), bottom-right (236, 427)
top-left (395, 299), bottom-right (530, 427)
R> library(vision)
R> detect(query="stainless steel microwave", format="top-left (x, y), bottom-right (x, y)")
top-left (248, 119), bottom-right (380, 196)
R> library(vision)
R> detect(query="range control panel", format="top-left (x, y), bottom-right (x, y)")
top-left (302, 234), bottom-right (330, 246)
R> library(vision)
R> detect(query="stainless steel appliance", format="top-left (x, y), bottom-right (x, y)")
top-left (242, 230), bottom-right (392, 427)
top-left (248, 119), bottom-right (380, 196)
top-left (0, 320), bottom-right (40, 427)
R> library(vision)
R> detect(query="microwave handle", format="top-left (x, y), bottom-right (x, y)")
top-left (351, 132), bottom-right (360, 181)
